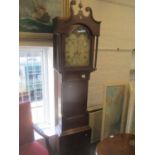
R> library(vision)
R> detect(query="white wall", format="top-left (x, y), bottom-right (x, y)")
top-left (78, 0), bottom-right (135, 140)
top-left (75, 0), bottom-right (135, 49)
top-left (76, 0), bottom-right (135, 139)
top-left (74, 0), bottom-right (135, 110)
top-left (87, 50), bottom-right (132, 110)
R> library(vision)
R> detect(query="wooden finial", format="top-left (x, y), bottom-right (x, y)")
top-left (79, 0), bottom-right (83, 10)
top-left (70, 0), bottom-right (76, 6)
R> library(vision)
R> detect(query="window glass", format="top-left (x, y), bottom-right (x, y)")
top-left (19, 47), bottom-right (54, 127)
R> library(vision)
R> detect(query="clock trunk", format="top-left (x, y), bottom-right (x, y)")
top-left (54, 71), bottom-right (90, 131)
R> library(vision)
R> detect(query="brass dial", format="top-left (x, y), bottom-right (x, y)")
top-left (65, 25), bottom-right (90, 67)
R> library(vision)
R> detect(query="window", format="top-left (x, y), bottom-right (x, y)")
top-left (19, 46), bottom-right (55, 129)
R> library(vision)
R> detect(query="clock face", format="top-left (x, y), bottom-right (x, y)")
top-left (65, 25), bottom-right (91, 67)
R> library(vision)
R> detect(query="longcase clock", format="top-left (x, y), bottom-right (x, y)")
top-left (53, 1), bottom-right (101, 155)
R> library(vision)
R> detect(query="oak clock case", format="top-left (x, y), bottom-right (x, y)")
top-left (53, 1), bottom-right (101, 155)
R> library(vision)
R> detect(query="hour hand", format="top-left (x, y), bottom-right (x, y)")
top-left (73, 51), bottom-right (79, 58)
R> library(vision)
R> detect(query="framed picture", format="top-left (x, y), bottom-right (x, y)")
top-left (126, 81), bottom-right (135, 134)
top-left (101, 82), bottom-right (129, 139)
top-left (19, 0), bottom-right (69, 40)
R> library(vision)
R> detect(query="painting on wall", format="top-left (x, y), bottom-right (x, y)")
top-left (19, 0), bottom-right (69, 38)
top-left (101, 83), bottom-right (129, 139)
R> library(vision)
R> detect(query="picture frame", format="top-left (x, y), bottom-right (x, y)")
top-left (101, 82), bottom-right (129, 140)
top-left (19, 0), bottom-right (69, 40)
top-left (126, 81), bottom-right (135, 134)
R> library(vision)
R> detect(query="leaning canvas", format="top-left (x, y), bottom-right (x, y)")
top-left (101, 83), bottom-right (129, 139)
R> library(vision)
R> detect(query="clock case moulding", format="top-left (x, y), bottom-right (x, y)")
top-left (53, 1), bottom-right (101, 74)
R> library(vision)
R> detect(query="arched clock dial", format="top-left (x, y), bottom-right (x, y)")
top-left (65, 24), bottom-right (91, 67)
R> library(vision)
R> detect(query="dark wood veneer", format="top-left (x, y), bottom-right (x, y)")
top-left (53, 1), bottom-right (101, 155)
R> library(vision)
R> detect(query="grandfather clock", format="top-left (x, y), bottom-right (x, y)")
top-left (53, 0), bottom-right (101, 154)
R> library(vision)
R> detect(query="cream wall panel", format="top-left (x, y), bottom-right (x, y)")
top-left (74, 0), bottom-right (135, 49)
top-left (87, 50), bottom-right (132, 110)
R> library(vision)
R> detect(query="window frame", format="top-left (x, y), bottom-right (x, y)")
top-left (19, 46), bottom-right (54, 126)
